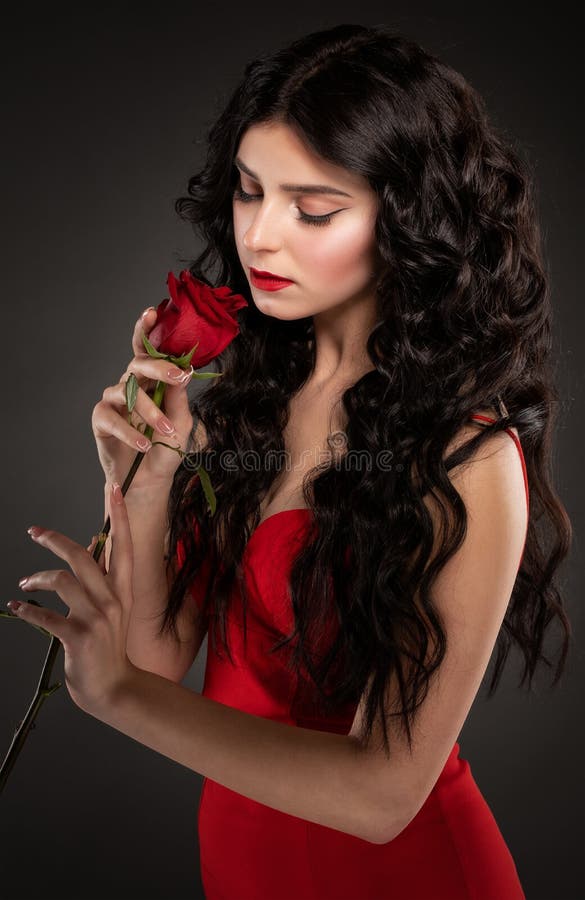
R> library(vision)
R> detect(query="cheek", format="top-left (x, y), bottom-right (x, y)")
top-left (299, 217), bottom-right (376, 288)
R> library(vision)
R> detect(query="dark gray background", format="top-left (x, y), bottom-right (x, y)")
top-left (1, 3), bottom-right (583, 899)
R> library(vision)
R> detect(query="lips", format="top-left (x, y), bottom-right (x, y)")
top-left (250, 267), bottom-right (293, 282)
top-left (249, 267), bottom-right (294, 291)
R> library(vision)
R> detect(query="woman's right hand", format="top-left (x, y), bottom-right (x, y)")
top-left (91, 308), bottom-right (197, 493)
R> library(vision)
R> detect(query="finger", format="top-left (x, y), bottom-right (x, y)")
top-left (26, 526), bottom-right (109, 607)
top-left (16, 566), bottom-right (93, 616)
top-left (102, 379), bottom-right (180, 437)
top-left (107, 483), bottom-right (134, 604)
top-left (7, 598), bottom-right (73, 645)
top-left (123, 357), bottom-right (193, 388)
top-left (92, 397), bottom-right (154, 454)
top-left (123, 361), bottom-right (194, 428)
top-left (132, 307), bottom-right (158, 357)
top-left (86, 535), bottom-right (107, 575)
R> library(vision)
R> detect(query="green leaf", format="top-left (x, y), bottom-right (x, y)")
top-left (142, 332), bottom-right (203, 372)
top-left (196, 465), bottom-right (217, 516)
top-left (142, 332), bottom-right (170, 359)
top-left (168, 342), bottom-right (199, 368)
top-left (125, 373), bottom-right (139, 413)
top-left (191, 371), bottom-right (223, 380)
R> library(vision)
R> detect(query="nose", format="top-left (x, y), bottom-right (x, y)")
top-left (241, 201), bottom-right (283, 253)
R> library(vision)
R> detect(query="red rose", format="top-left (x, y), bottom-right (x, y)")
top-left (148, 269), bottom-right (248, 368)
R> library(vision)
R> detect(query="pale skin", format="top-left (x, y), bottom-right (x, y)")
top-left (7, 121), bottom-right (528, 845)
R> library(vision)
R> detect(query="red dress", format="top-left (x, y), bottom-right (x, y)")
top-left (178, 415), bottom-right (529, 899)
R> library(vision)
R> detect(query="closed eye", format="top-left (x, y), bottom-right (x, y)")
top-left (233, 185), bottom-right (342, 228)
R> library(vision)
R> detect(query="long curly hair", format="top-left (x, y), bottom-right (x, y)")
top-left (159, 23), bottom-right (572, 758)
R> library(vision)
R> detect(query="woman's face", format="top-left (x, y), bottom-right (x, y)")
top-left (232, 122), bottom-right (381, 321)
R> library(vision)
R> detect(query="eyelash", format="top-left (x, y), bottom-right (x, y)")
top-left (233, 186), bottom-right (334, 227)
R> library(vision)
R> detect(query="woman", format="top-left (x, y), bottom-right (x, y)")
top-left (11, 23), bottom-right (572, 900)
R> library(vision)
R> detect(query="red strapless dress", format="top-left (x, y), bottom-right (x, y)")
top-left (177, 415), bottom-right (529, 899)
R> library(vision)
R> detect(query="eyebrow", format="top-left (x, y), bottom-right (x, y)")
top-left (234, 157), bottom-right (353, 198)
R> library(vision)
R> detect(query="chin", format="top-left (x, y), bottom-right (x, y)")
top-left (253, 298), bottom-right (306, 321)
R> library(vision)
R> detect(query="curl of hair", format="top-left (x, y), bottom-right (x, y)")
top-left (159, 23), bottom-right (572, 759)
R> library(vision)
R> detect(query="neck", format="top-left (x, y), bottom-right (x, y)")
top-left (309, 291), bottom-right (378, 388)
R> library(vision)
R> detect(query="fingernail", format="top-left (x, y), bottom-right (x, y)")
top-left (136, 437), bottom-right (151, 451)
top-left (176, 365), bottom-right (193, 384)
top-left (158, 417), bottom-right (175, 434)
top-left (142, 307), bottom-right (155, 319)
top-left (27, 526), bottom-right (42, 539)
top-left (7, 600), bottom-right (22, 611)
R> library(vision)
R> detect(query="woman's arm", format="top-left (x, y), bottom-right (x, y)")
top-left (93, 667), bottom-right (396, 845)
top-left (114, 483), bottom-right (205, 683)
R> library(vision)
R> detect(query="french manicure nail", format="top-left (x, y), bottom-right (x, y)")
top-left (177, 366), bottom-right (193, 383)
top-left (158, 417), bottom-right (175, 434)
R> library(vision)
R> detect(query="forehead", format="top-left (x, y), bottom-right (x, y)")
top-left (236, 122), bottom-right (371, 196)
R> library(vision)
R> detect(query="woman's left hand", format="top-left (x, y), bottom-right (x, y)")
top-left (8, 481), bottom-right (139, 716)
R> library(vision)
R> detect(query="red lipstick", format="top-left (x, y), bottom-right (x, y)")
top-left (250, 267), bottom-right (294, 291)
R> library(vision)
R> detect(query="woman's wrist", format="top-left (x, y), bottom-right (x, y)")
top-left (104, 478), bottom-right (173, 513)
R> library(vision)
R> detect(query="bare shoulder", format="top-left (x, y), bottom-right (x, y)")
top-left (416, 408), bottom-right (529, 582)
top-left (444, 407), bottom-right (525, 502)
top-left (410, 407), bottom-right (528, 574)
